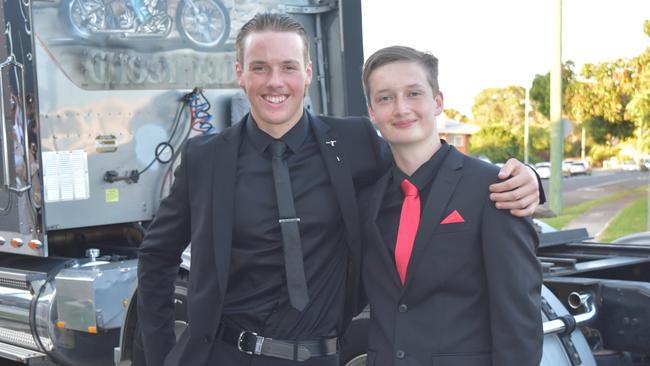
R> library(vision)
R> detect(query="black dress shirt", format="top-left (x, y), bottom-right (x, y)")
top-left (376, 141), bottom-right (451, 256)
top-left (222, 112), bottom-right (347, 340)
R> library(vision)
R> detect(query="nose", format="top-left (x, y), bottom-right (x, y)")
top-left (393, 95), bottom-right (409, 116)
top-left (267, 68), bottom-right (283, 88)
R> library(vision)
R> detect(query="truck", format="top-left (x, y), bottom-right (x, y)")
top-left (0, 1), bottom-right (649, 366)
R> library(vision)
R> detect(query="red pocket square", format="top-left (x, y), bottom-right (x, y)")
top-left (440, 210), bottom-right (465, 224)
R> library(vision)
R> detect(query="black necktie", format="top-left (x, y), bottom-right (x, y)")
top-left (269, 140), bottom-right (309, 311)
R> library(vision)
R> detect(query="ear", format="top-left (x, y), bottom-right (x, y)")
top-left (305, 61), bottom-right (313, 88)
top-left (433, 92), bottom-right (444, 116)
top-left (236, 62), bottom-right (244, 89)
top-left (367, 104), bottom-right (377, 123)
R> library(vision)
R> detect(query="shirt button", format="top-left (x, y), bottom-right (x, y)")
top-left (396, 350), bottom-right (405, 359)
top-left (398, 304), bottom-right (408, 312)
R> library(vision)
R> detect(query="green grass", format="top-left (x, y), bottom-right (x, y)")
top-left (540, 186), bottom-right (647, 230)
top-left (599, 195), bottom-right (649, 242)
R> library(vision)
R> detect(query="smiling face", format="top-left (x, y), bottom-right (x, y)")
top-left (236, 31), bottom-right (312, 137)
top-left (367, 61), bottom-right (443, 148)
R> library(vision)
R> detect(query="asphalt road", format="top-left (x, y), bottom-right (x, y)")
top-left (540, 170), bottom-right (649, 208)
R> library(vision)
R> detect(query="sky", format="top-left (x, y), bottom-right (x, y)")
top-left (361, 0), bottom-right (650, 118)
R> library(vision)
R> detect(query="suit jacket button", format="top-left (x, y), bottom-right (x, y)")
top-left (396, 350), bottom-right (405, 359)
top-left (398, 304), bottom-right (408, 313)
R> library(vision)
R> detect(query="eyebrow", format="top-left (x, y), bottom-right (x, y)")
top-left (248, 60), bottom-right (301, 66)
top-left (373, 83), bottom-right (427, 95)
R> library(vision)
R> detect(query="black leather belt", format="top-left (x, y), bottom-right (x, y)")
top-left (220, 325), bottom-right (338, 362)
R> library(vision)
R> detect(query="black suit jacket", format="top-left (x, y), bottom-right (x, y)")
top-left (137, 112), bottom-right (389, 366)
top-left (360, 147), bottom-right (543, 366)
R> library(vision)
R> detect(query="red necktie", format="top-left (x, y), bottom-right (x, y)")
top-left (395, 179), bottom-right (420, 285)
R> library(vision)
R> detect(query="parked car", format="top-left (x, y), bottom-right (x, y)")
top-left (534, 162), bottom-right (551, 179)
top-left (613, 231), bottom-right (650, 245)
top-left (569, 160), bottom-right (592, 176)
top-left (477, 155), bottom-right (492, 164)
top-left (620, 160), bottom-right (641, 171)
top-left (640, 159), bottom-right (650, 171)
top-left (561, 159), bottom-right (574, 177)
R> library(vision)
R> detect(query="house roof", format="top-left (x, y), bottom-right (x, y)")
top-left (437, 115), bottom-right (480, 135)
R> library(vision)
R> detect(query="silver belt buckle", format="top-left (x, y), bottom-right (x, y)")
top-left (237, 330), bottom-right (258, 355)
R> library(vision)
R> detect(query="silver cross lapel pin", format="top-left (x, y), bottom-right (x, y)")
top-left (325, 140), bottom-right (337, 147)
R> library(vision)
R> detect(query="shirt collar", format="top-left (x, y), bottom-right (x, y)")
top-left (391, 140), bottom-right (451, 192)
top-left (245, 110), bottom-right (310, 155)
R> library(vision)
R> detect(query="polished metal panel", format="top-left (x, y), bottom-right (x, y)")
top-left (0, 254), bottom-right (127, 364)
top-left (0, 0), bottom-right (45, 257)
top-left (0, 285), bottom-right (35, 348)
top-left (32, 2), bottom-right (239, 231)
top-left (55, 259), bottom-right (137, 332)
top-left (0, 278), bottom-right (53, 352)
top-left (0, 341), bottom-right (46, 362)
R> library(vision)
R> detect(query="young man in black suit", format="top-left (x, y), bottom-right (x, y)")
top-left (360, 46), bottom-right (543, 366)
top-left (137, 14), bottom-right (543, 366)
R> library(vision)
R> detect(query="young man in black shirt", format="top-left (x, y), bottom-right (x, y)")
top-left (137, 14), bottom-right (543, 366)
top-left (360, 46), bottom-right (542, 366)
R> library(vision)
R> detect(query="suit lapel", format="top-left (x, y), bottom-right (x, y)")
top-left (211, 119), bottom-right (244, 300)
top-left (404, 147), bottom-right (464, 287)
top-left (310, 114), bottom-right (362, 260)
top-left (368, 171), bottom-right (403, 288)
top-left (310, 113), bottom-right (368, 322)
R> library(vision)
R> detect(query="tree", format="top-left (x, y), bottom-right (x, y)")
top-left (443, 108), bottom-right (469, 123)
top-left (469, 84), bottom-right (551, 162)
top-left (529, 61), bottom-right (575, 119)
top-left (564, 21), bottom-right (650, 162)
top-left (471, 86), bottom-right (525, 126)
top-left (467, 124), bottom-right (520, 162)
top-left (581, 116), bottom-right (635, 145)
top-left (626, 89), bottom-right (650, 155)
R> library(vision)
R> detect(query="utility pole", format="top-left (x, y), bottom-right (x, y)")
top-left (549, 0), bottom-right (564, 214)
top-left (524, 87), bottom-right (531, 164)
top-left (581, 127), bottom-right (586, 161)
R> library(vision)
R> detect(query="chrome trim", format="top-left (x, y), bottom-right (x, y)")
top-left (543, 292), bottom-right (597, 335)
top-left (0, 54), bottom-right (31, 193)
top-left (0, 341), bottom-right (46, 362)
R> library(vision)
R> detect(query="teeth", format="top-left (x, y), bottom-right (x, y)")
top-left (264, 95), bottom-right (287, 104)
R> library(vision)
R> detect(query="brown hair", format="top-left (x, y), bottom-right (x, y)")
top-left (236, 13), bottom-right (310, 65)
top-left (362, 46), bottom-right (439, 103)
